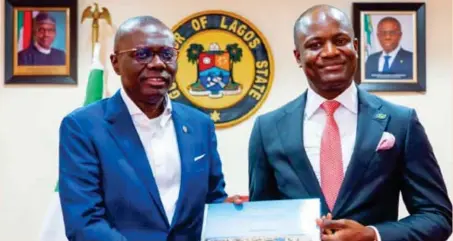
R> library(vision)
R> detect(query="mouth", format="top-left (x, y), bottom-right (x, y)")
top-left (142, 76), bottom-right (168, 88)
top-left (321, 63), bottom-right (345, 71)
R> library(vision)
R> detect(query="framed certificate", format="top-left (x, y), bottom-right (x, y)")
top-left (201, 198), bottom-right (321, 241)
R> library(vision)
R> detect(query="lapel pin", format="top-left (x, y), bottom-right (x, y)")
top-left (375, 113), bottom-right (387, 119)
top-left (183, 126), bottom-right (188, 133)
top-left (400, 60), bottom-right (403, 63)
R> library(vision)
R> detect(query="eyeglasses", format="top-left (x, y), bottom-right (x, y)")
top-left (377, 30), bottom-right (401, 37)
top-left (115, 46), bottom-right (178, 64)
top-left (37, 27), bottom-right (56, 34)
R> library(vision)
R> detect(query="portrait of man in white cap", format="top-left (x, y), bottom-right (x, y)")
top-left (18, 11), bottom-right (66, 66)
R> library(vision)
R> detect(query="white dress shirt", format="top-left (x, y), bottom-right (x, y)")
top-left (303, 83), bottom-right (381, 241)
top-left (303, 82), bottom-right (358, 182)
top-left (120, 89), bottom-right (181, 225)
top-left (378, 45), bottom-right (401, 72)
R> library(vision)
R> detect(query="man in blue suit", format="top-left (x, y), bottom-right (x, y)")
top-left (248, 5), bottom-right (451, 241)
top-left (59, 16), bottom-right (237, 241)
top-left (365, 17), bottom-right (413, 79)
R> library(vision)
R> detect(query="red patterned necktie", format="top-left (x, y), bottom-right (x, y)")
top-left (320, 100), bottom-right (344, 211)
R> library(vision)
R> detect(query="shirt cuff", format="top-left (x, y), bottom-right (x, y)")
top-left (368, 226), bottom-right (381, 241)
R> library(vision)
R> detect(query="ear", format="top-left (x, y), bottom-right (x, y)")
top-left (293, 49), bottom-right (303, 67)
top-left (110, 54), bottom-right (120, 75)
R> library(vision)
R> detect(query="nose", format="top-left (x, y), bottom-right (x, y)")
top-left (146, 54), bottom-right (166, 70)
top-left (320, 41), bottom-right (340, 58)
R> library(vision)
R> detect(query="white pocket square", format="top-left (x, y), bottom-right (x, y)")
top-left (376, 132), bottom-right (395, 151)
top-left (194, 154), bottom-right (205, 162)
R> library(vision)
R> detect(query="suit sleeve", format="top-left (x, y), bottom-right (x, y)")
top-left (58, 115), bottom-right (127, 241)
top-left (248, 116), bottom-right (279, 200)
top-left (374, 109), bottom-right (452, 241)
top-left (206, 120), bottom-right (228, 203)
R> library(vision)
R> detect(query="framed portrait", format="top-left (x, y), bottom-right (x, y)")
top-left (352, 2), bottom-right (426, 92)
top-left (4, 0), bottom-right (77, 84)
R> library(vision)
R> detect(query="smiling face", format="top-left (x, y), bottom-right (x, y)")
top-left (293, 6), bottom-right (358, 99)
top-left (35, 22), bottom-right (56, 49)
top-left (111, 22), bottom-right (177, 106)
top-left (33, 13), bottom-right (57, 50)
top-left (377, 18), bottom-right (402, 53)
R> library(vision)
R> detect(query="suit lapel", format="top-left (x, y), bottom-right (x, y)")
top-left (391, 49), bottom-right (404, 71)
top-left (332, 88), bottom-right (389, 216)
top-left (277, 93), bottom-right (329, 212)
top-left (104, 91), bottom-right (168, 226)
top-left (169, 104), bottom-right (194, 227)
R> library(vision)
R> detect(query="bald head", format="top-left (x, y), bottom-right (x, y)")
top-left (110, 15), bottom-right (178, 114)
top-left (293, 4), bottom-right (353, 47)
top-left (114, 15), bottom-right (174, 51)
top-left (377, 16), bottom-right (401, 31)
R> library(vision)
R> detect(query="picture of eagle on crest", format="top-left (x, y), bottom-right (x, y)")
top-left (186, 42), bottom-right (243, 98)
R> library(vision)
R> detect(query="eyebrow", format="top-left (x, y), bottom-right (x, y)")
top-left (304, 32), bottom-right (350, 43)
top-left (304, 36), bottom-right (322, 44)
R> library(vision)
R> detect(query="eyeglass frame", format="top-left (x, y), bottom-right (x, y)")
top-left (113, 46), bottom-right (179, 64)
top-left (376, 30), bottom-right (402, 37)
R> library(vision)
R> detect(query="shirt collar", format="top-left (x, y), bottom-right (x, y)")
top-left (34, 41), bottom-right (51, 54)
top-left (120, 88), bottom-right (172, 128)
top-left (381, 45), bottom-right (401, 58)
top-left (305, 81), bottom-right (358, 119)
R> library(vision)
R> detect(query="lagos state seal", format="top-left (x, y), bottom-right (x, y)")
top-left (169, 10), bottom-right (274, 128)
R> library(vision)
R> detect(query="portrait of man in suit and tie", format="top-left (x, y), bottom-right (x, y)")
top-left (364, 16), bottom-right (414, 80)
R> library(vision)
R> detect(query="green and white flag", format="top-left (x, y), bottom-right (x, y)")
top-left (39, 42), bottom-right (105, 241)
top-left (364, 14), bottom-right (374, 60)
top-left (83, 43), bottom-right (105, 106)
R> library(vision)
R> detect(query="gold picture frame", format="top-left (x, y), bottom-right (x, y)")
top-left (5, 0), bottom-right (77, 84)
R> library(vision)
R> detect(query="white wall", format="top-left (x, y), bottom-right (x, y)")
top-left (0, 0), bottom-right (451, 240)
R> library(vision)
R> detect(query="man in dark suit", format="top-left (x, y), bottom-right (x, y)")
top-left (365, 17), bottom-right (413, 79)
top-left (18, 12), bottom-right (65, 66)
top-left (59, 16), bottom-right (241, 241)
top-left (248, 5), bottom-right (451, 241)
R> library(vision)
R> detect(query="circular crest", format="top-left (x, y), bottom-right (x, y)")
top-left (170, 10), bottom-right (274, 128)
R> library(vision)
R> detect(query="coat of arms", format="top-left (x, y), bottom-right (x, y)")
top-left (170, 10), bottom-right (274, 128)
top-left (186, 42), bottom-right (242, 98)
